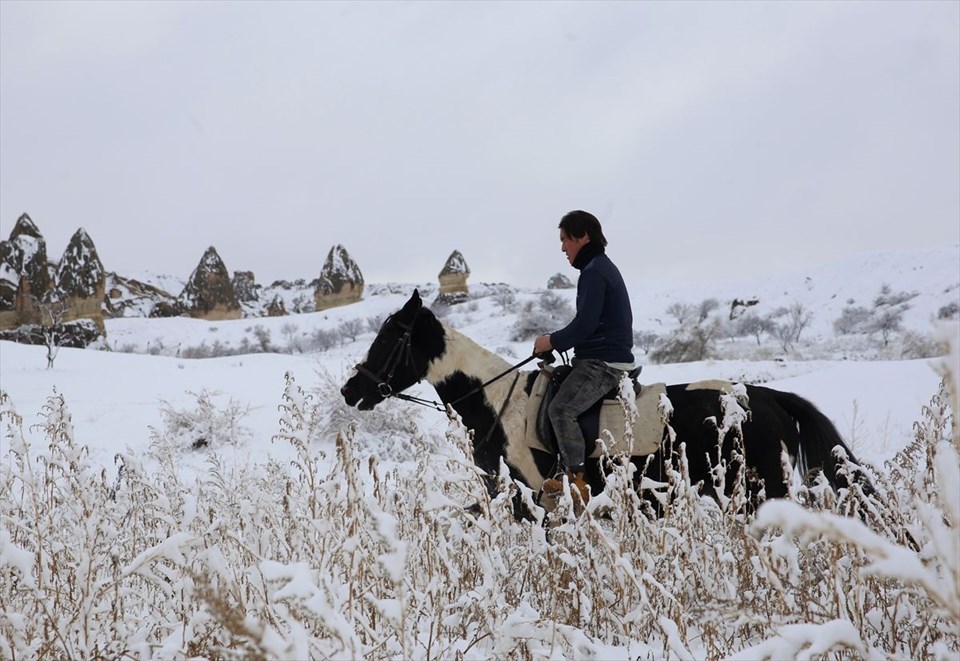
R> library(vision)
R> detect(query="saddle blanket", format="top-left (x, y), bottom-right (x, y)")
top-left (524, 368), bottom-right (667, 458)
top-left (523, 369), bottom-right (738, 459)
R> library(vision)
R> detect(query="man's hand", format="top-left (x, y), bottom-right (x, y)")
top-left (533, 334), bottom-right (553, 355)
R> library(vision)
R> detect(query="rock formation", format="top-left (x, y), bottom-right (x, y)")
top-left (547, 272), bottom-right (574, 290)
top-left (104, 273), bottom-right (178, 318)
top-left (53, 228), bottom-right (107, 331)
top-left (436, 250), bottom-right (470, 305)
top-left (232, 271), bottom-right (260, 303)
top-left (314, 245), bottom-right (364, 311)
top-left (0, 213), bottom-right (52, 329)
top-left (265, 295), bottom-right (287, 317)
top-left (177, 247), bottom-right (242, 321)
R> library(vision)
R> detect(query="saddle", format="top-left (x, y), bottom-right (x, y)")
top-left (525, 364), bottom-right (667, 459)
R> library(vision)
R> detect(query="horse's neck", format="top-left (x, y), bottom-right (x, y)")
top-left (425, 324), bottom-right (512, 391)
top-left (426, 324), bottom-right (529, 481)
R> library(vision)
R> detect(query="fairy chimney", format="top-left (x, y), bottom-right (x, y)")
top-left (314, 244), bottom-right (364, 311)
top-left (547, 272), bottom-right (574, 290)
top-left (232, 270), bottom-right (260, 303)
top-left (265, 295), bottom-right (287, 317)
top-left (49, 228), bottom-right (108, 332)
top-left (436, 250), bottom-right (470, 305)
top-left (177, 246), bottom-right (242, 321)
top-left (0, 213), bottom-right (52, 329)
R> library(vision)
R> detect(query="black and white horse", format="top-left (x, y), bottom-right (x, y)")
top-left (341, 290), bottom-right (864, 509)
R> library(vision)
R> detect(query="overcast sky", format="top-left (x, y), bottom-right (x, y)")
top-left (1, 0), bottom-right (958, 289)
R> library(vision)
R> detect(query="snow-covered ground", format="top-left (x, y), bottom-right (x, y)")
top-left (0, 334), bottom-right (948, 472)
top-left (1, 246), bottom-right (958, 658)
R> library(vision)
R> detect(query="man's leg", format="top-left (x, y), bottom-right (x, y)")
top-left (548, 359), bottom-right (622, 470)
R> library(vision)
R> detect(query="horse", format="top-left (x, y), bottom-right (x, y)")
top-left (340, 290), bottom-right (866, 513)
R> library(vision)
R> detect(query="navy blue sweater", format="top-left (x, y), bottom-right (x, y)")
top-left (549, 243), bottom-right (635, 364)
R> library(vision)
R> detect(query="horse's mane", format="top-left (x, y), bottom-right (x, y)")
top-left (424, 322), bottom-right (514, 386)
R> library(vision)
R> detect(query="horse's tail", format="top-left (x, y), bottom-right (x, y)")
top-left (769, 389), bottom-right (870, 493)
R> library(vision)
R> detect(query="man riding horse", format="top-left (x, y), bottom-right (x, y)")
top-left (534, 210), bottom-right (636, 506)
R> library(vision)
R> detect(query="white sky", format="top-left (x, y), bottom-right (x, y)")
top-left (1, 0), bottom-right (958, 288)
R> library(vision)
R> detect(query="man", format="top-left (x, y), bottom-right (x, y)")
top-left (533, 210), bottom-right (635, 506)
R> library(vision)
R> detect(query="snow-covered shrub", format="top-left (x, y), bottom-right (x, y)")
top-left (938, 300), bottom-right (959, 320)
top-left (2, 375), bottom-right (956, 658)
top-left (152, 389), bottom-right (252, 450)
top-left (834, 305), bottom-right (873, 335)
top-left (649, 298), bottom-right (724, 363)
top-left (302, 370), bottom-right (428, 461)
top-left (493, 289), bottom-right (518, 314)
top-left (834, 284), bottom-right (918, 348)
top-left (510, 291), bottom-right (574, 341)
top-left (895, 329), bottom-right (943, 360)
top-left (750, 377), bottom-right (959, 658)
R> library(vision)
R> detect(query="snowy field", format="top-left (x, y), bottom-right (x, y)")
top-left (1, 247), bottom-right (959, 658)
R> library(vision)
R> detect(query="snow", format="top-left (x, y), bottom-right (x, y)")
top-left (440, 249), bottom-right (470, 276)
top-left (1, 245), bottom-right (958, 657)
top-left (324, 244), bottom-right (361, 279)
top-left (0, 232), bottom-right (43, 288)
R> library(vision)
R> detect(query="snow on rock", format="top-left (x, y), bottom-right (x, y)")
top-left (439, 250), bottom-right (470, 277)
top-left (436, 250), bottom-right (470, 305)
top-left (547, 272), bottom-right (574, 289)
top-left (177, 246), bottom-right (242, 321)
top-left (54, 228), bottom-right (106, 301)
top-left (314, 244), bottom-right (363, 311)
top-left (0, 213), bottom-right (51, 324)
top-left (103, 272), bottom-right (178, 319)
top-left (231, 270), bottom-right (260, 303)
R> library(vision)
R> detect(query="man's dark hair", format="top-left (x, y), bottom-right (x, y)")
top-left (558, 210), bottom-right (608, 247)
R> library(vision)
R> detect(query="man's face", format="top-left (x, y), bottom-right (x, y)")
top-left (560, 230), bottom-right (590, 266)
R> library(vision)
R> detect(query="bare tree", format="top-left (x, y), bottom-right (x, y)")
top-left (493, 290), bottom-right (518, 314)
top-left (337, 319), bottom-right (366, 343)
top-left (736, 313), bottom-right (775, 346)
top-left (366, 315), bottom-right (386, 333)
top-left (834, 306), bottom-right (872, 335)
top-left (510, 291), bottom-right (574, 341)
top-left (697, 298), bottom-right (720, 323)
top-left (867, 283), bottom-right (914, 347)
top-left (32, 295), bottom-right (69, 369)
top-left (251, 325), bottom-right (272, 352)
top-left (280, 322), bottom-right (304, 353)
top-left (633, 330), bottom-right (659, 355)
top-left (651, 298), bottom-right (723, 363)
top-left (867, 306), bottom-right (905, 347)
top-left (769, 302), bottom-right (813, 352)
top-left (310, 328), bottom-right (340, 352)
top-left (666, 302), bottom-right (695, 326)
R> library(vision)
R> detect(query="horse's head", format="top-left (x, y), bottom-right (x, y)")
top-left (341, 289), bottom-right (446, 410)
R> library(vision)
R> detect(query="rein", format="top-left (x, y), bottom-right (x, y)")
top-left (394, 353), bottom-right (542, 412)
top-left (355, 307), bottom-right (549, 412)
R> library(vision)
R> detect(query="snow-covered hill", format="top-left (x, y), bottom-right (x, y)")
top-left (99, 245), bottom-right (959, 362)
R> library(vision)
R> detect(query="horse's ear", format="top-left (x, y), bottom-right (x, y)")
top-left (403, 289), bottom-right (423, 313)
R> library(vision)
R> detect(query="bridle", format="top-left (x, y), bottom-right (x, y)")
top-left (353, 308), bottom-right (548, 412)
top-left (352, 307), bottom-right (556, 497)
top-left (353, 309), bottom-right (431, 403)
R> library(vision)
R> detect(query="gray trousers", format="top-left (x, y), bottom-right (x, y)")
top-left (547, 358), bottom-right (624, 470)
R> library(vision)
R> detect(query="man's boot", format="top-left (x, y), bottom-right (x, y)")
top-left (541, 467), bottom-right (590, 508)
